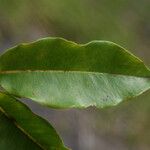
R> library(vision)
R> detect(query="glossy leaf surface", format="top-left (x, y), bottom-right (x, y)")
top-left (0, 92), bottom-right (68, 150)
top-left (0, 37), bottom-right (150, 108)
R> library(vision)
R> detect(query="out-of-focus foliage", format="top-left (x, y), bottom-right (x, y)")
top-left (0, 0), bottom-right (150, 150)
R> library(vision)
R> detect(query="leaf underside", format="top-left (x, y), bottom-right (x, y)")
top-left (0, 92), bottom-right (68, 150)
top-left (0, 37), bottom-right (150, 108)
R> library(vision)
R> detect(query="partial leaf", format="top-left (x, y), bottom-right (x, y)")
top-left (0, 37), bottom-right (150, 108)
top-left (0, 92), bottom-right (68, 150)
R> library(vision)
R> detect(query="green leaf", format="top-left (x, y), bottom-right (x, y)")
top-left (0, 92), bottom-right (68, 150)
top-left (0, 37), bottom-right (150, 108)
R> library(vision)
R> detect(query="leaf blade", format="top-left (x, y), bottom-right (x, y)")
top-left (0, 92), bottom-right (68, 150)
top-left (0, 71), bottom-right (150, 108)
top-left (0, 37), bottom-right (150, 108)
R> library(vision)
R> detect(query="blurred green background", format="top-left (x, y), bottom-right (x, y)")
top-left (0, 0), bottom-right (150, 149)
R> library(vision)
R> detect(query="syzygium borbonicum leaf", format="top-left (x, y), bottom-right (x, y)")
top-left (0, 92), bottom-right (69, 150)
top-left (0, 37), bottom-right (150, 108)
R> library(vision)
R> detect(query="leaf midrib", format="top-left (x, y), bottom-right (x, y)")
top-left (0, 70), bottom-right (150, 78)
